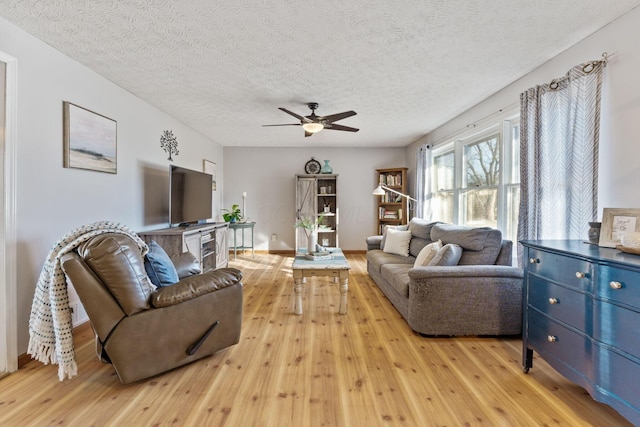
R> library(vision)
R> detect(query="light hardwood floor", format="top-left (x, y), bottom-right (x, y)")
top-left (0, 253), bottom-right (632, 426)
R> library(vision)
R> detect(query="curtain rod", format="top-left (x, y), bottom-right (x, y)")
top-left (549, 51), bottom-right (611, 89)
top-left (427, 101), bottom-right (519, 148)
top-left (426, 52), bottom-right (611, 150)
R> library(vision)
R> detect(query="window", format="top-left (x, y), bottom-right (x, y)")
top-left (425, 113), bottom-right (520, 244)
top-left (462, 134), bottom-right (499, 227)
top-left (433, 150), bottom-right (454, 223)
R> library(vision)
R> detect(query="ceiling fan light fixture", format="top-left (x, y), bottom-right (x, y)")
top-left (302, 122), bottom-right (324, 133)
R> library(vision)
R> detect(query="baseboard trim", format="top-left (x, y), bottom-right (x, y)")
top-left (18, 321), bottom-right (91, 369)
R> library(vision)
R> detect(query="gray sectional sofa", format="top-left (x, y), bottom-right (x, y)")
top-left (366, 218), bottom-right (523, 336)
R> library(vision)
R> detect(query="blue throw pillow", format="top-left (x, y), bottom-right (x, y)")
top-left (144, 241), bottom-right (179, 288)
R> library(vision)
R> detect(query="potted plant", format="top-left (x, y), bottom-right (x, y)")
top-left (295, 214), bottom-right (324, 253)
top-left (222, 204), bottom-right (242, 223)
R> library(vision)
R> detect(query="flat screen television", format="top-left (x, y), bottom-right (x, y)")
top-left (169, 165), bottom-right (213, 226)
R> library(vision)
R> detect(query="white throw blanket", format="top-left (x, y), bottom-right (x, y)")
top-left (28, 221), bottom-right (148, 381)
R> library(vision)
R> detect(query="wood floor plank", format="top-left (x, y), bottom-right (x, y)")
top-left (0, 253), bottom-right (632, 426)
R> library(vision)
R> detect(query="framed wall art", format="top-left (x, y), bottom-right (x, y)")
top-left (203, 159), bottom-right (216, 191)
top-left (598, 208), bottom-right (640, 247)
top-left (63, 101), bottom-right (117, 174)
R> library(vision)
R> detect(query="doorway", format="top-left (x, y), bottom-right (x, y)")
top-left (1, 52), bottom-right (18, 376)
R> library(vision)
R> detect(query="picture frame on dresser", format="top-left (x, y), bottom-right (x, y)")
top-left (598, 208), bottom-right (640, 247)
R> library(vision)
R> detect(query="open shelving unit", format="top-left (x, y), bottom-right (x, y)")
top-left (375, 167), bottom-right (408, 235)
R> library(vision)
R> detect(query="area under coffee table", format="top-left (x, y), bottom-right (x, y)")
top-left (291, 248), bottom-right (351, 315)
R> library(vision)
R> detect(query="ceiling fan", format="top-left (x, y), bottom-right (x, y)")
top-left (263, 102), bottom-right (359, 137)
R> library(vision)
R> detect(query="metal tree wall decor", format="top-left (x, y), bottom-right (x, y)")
top-left (160, 130), bottom-right (179, 161)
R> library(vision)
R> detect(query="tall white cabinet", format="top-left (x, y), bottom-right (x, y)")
top-left (295, 174), bottom-right (339, 251)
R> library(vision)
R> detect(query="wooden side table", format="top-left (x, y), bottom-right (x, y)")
top-left (228, 221), bottom-right (255, 260)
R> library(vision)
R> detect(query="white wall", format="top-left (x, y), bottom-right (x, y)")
top-left (0, 17), bottom-right (224, 354)
top-left (406, 8), bottom-right (640, 215)
top-left (223, 147), bottom-right (407, 251)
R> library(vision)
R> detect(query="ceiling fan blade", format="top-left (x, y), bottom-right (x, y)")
top-left (320, 111), bottom-right (357, 122)
top-left (262, 123), bottom-right (301, 127)
top-left (279, 108), bottom-right (312, 123)
top-left (324, 123), bottom-right (359, 132)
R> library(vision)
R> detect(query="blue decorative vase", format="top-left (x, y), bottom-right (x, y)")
top-left (320, 160), bottom-right (333, 174)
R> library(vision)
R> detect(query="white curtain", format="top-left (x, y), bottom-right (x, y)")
top-left (415, 144), bottom-right (432, 219)
top-left (517, 59), bottom-right (606, 263)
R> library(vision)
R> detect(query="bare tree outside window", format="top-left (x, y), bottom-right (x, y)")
top-left (463, 135), bottom-right (500, 227)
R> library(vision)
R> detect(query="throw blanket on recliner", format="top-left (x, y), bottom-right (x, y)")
top-left (28, 221), bottom-right (148, 381)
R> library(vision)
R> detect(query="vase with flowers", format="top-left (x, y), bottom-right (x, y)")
top-left (295, 214), bottom-right (325, 254)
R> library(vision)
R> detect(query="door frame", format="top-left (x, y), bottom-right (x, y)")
top-left (1, 51), bottom-right (18, 374)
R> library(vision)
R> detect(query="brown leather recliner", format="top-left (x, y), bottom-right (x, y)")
top-left (60, 233), bottom-right (242, 384)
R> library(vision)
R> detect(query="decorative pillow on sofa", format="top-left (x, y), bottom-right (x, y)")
top-left (382, 229), bottom-right (412, 257)
top-left (428, 243), bottom-right (463, 266)
top-left (413, 240), bottom-right (442, 267)
top-left (144, 241), bottom-right (179, 288)
top-left (380, 224), bottom-right (409, 250)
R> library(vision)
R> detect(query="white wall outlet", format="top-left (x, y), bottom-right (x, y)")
top-left (271, 234), bottom-right (277, 241)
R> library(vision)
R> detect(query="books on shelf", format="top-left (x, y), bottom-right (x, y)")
top-left (378, 207), bottom-right (401, 219)
top-left (378, 192), bottom-right (403, 203)
top-left (378, 173), bottom-right (403, 187)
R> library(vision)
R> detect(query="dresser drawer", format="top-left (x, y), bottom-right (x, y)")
top-left (528, 276), bottom-right (592, 334)
top-left (527, 311), bottom-right (594, 378)
top-left (526, 248), bottom-right (592, 292)
top-left (597, 264), bottom-right (640, 308)
top-left (596, 347), bottom-right (640, 417)
top-left (594, 299), bottom-right (640, 357)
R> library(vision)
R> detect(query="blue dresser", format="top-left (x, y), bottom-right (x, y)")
top-left (521, 240), bottom-right (640, 425)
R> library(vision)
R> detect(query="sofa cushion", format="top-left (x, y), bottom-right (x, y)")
top-left (383, 229), bottom-right (412, 257)
top-left (409, 237), bottom-right (431, 258)
top-left (367, 249), bottom-right (414, 275)
top-left (381, 264), bottom-right (413, 297)
top-left (414, 240), bottom-right (442, 267)
top-left (428, 243), bottom-right (463, 266)
top-left (380, 224), bottom-right (409, 249)
top-left (430, 224), bottom-right (502, 265)
top-left (144, 241), bottom-right (180, 287)
top-left (409, 218), bottom-right (442, 240)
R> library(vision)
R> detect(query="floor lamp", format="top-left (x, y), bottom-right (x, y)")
top-left (372, 185), bottom-right (416, 224)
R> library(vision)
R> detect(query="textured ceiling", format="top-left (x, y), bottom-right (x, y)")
top-left (1, 1), bottom-right (639, 148)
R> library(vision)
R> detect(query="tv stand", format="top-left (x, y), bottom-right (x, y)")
top-left (139, 223), bottom-right (229, 273)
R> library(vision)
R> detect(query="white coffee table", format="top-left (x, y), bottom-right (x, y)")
top-left (291, 248), bottom-right (350, 315)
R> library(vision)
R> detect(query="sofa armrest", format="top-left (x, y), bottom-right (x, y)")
top-left (151, 268), bottom-right (242, 308)
top-left (366, 235), bottom-right (383, 251)
top-left (406, 265), bottom-right (523, 336)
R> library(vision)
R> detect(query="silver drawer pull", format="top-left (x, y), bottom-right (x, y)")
top-left (575, 272), bottom-right (586, 279)
top-left (610, 281), bottom-right (623, 290)
top-left (547, 335), bottom-right (558, 342)
top-left (529, 258), bottom-right (540, 264)
top-left (548, 297), bottom-right (558, 305)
